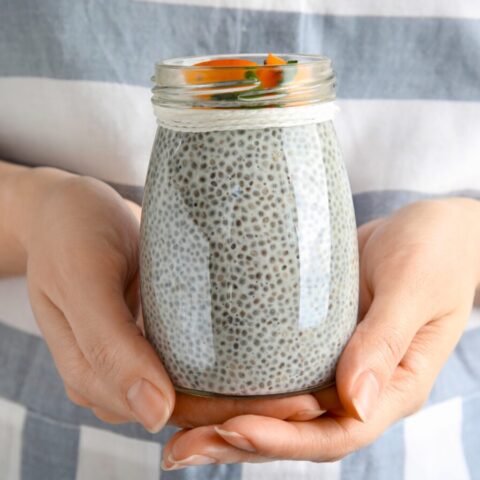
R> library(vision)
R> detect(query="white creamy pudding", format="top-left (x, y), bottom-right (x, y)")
top-left (140, 120), bottom-right (358, 397)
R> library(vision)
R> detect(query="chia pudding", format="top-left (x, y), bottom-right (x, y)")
top-left (141, 54), bottom-right (358, 397)
top-left (140, 119), bottom-right (359, 397)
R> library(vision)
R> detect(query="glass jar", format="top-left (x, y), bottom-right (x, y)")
top-left (140, 54), bottom-right (359, 398)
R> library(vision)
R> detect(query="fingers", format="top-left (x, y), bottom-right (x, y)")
top-left (32, 292), bottom-right (135, 418)
top-left (162, 426), bottom-right (269, 470)
top-left (163, 376), bottom-right (405, 466)
top-left (31, 288), bottom-right (173, 432)
top-left (162, 415), bottom-right (362, 466)
top-left (311, 385), bottom-right (347, 416)
top-left (163, 389), bottom-right (336, 468)
top-left (66, 277), bottom-right (175, 429)
top-left (336, 276), bottom-right (432, 421)
top-left (193, 375), bottom-right (410, 464)
top-left (163, 390), bottom-right (361, 466)
top-left (171, 392), bottom-right (324, 428)
top-left (164, 356), bottom-right (433, 465)
top-left (216, 415), bottom-right (359, 462)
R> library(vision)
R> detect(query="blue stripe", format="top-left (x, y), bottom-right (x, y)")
top-left (352, 189), bottom-right (480, 226)
top-left (1, 0), bottom-right (480, 100)
top-left (21, 412), bottom-right (79, 480)
top-left (4, 155), bottom-right (480, 220)
top-left (462, 393), bottom-right (480, 480)
top-left (340, 422), bottom-right (404, 480)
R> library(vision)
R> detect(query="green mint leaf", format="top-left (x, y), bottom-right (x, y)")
top-left (245, 70), bottom-right (258, 81)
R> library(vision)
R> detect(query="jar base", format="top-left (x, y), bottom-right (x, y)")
top-left (174, 381), bottom-right (336, 400)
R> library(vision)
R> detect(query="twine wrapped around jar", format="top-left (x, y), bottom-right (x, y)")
top-left (152, 102), bottom-right (339, 132)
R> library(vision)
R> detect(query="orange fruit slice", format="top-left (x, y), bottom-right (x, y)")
top-left (185, 58), bottom-right (259, 84)
top-left (264, 53), bottom-right (288, 65)
top-left (257, 53), bottom-right (289, 89)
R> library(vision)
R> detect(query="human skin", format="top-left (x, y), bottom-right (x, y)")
top-left (160, 198), bottom-right (480, 469)
top-left (0, 161), bottom-right (324, 432)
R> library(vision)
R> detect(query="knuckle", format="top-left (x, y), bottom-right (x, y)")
top-left (334, 418), bottom-right (367, 456)
top-left (59, 357), bottom-right (90, 394)
top-left (379, 326), bottom-right (408, 368)
top-left (60, 174), bottom-right (100, 196)
top-left (333, 429), bottom-right (357, 458)
top-left (311, 418), bottom-right (358, 462)
top-left (87, 341), bottom-right (121, 377)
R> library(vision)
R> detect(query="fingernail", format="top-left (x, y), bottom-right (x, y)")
top-left (214, 427), bottom-right (256, 452)
top-left (168, 453), bottom-right (216, 467)
top-left (127, 378), bottom-right (170, 433)
top-left (351, 370), bottom-right (379, 422)
top-left (167, 442), bottom-right (240, 468)
top-left (161, 459), bottom-right (182, 471)
top-left (287, 408), bottom-right (326, 421)
top-left (161, 453), bottom-right (216, 470)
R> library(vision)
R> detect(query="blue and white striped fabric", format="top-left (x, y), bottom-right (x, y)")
top-left (1, 1), bottom-right (480, 479)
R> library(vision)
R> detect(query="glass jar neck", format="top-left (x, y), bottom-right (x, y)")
top-left (152, 53), bottom-right (336, 110)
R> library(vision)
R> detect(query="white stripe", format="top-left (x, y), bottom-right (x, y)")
top-left (404, 397), bottom-right (470, 480)
top-left (0, 277), bottom-right (40, 337)
top-left (0, 77), bottom-right (155, 186)
top-left (0, 397), bottom-right (27, 480)
top-left (76, 426), bottom-right (161, 480)
top-left (242, 460), bottom-right (340, 480)
top-left (134, 0), bottom-right (480, 20)
top-left (1, 78), bottom-right (480, 194)
top-left (336, 99), bottom-right (480, 195)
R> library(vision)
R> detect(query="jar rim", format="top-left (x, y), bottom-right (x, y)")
top-left (152, 53), bottom-right (336, 110)
top-left (155, 53), bottom-right (332, 70)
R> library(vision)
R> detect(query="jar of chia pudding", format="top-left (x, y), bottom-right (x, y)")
top-left (140, 53), bottom-right (359, 398)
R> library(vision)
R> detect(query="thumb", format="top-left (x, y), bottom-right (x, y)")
top-left (336, 291), bottom-right (426, 422)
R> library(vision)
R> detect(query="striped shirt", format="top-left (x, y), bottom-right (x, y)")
top-left (1, 1), bottom-right (480, 479)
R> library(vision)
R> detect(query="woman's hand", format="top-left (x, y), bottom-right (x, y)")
top-left (15, 168), bottom-right (175, 431)
top-left (2, 164), bottom-right (324, 432)
top-left (161, 198), bottom-right (480, 469)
